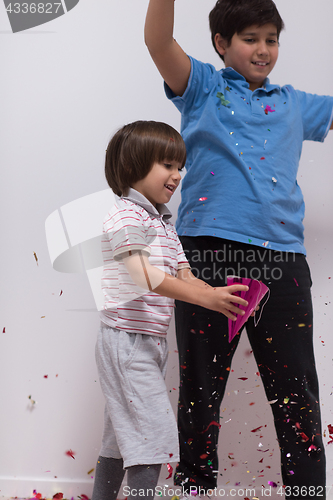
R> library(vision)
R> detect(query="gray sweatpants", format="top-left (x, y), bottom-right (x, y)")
top-left (95, 325), bottom-right (179, 468)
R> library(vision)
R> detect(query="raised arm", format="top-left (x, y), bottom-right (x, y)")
top-left (144, 0), bottom-right (191, 96)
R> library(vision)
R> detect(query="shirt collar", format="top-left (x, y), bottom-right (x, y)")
top-left (122, 188), bottom-right (172, 220)
top-left (221, 67), bottom-right (281, 93)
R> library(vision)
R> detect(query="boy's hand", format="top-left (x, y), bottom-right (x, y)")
top-left (200, 285), bottom-right (249, 321)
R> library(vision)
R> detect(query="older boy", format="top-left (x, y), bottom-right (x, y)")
top-left (145, 0), bottom-right (333, 498)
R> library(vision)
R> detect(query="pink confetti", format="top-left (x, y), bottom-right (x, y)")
top-left (264, 105), bottom-right (275, 114)
top-left (199, 197), bottom-right (207, 201)
top-left (308, 444), bottom-right (317, 452)
top-left (268, 481), bottom-right (277, 488)
top-left (166, 463), bottom-right (173, 479)
top-left (294, 278), bottom-right (299, 286)
top-left (65, 449), bottom-right (76, 459)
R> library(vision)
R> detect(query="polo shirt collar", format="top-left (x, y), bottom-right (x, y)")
top-left (122, 188), bottom-right (172, 220)
top-left (221, 67), bottom-right (280, 93)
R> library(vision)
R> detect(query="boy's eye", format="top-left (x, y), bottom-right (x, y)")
top-left (163, 163), bottom-right (172, 169)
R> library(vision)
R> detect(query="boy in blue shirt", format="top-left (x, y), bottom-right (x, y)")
top-left (145, 0), bottom-right (333, 498)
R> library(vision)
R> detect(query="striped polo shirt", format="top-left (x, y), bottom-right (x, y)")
top-left (100, 188), bottom-right (190, 336)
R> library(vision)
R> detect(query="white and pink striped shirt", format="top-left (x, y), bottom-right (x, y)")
top-left (100, 189), bottom-right (190, 336)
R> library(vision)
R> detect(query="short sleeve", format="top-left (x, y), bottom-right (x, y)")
top-left (104, 208), bottom-right (155, 261)
top-left (164, 56), bottom-right (221, 113)
top-left (295, 89), bottom-right (333, 142)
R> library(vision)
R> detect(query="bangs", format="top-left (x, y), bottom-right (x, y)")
top-left (152, 130), bottom-right (187, 168)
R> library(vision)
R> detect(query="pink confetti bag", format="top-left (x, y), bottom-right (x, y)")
top-left (227, 276), bottom-right (270, 342)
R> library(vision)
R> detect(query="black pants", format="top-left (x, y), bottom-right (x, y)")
top-left (174, 237), bottom-right (325, 499)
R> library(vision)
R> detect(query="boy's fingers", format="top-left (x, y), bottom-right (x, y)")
top-left (229, 296), bottom-right (248, 307)
top-left (229, 284), bottom-right (249, 292)
top-left (227, 304), bottom-right (246, 315)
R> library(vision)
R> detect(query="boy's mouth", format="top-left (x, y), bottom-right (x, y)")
top-left (165, 184), bottom-right (176, 193)
top-left (252, 61), bottom-right (269, 66)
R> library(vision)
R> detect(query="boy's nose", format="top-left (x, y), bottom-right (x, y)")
top-left (257, 42), bottom-right (269, 55)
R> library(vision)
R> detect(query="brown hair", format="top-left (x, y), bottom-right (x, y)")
top-left (105, 121), bottom-right (187, 196)
top-left (209, 0), bottom-right (284, 61)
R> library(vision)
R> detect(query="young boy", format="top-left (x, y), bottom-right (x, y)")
top-left (145, 0), bottom-right (333, 498)
top-left (92, 120), bottom-right (249, 500)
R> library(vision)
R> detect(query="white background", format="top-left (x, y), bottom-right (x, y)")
top-left (1, 0), bottom-right (332, 498)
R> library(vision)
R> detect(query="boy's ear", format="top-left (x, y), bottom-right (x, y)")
top-left (214, 33), bottom-right (228, 57)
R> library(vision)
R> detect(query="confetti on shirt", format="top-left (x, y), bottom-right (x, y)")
top-left (264, 105), bottom-right (275, 115)
top-left (216, 91), bottom-right (230, 107)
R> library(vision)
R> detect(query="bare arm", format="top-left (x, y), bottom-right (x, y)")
top-left (123, 253), bottom-right (248, 321)
top-left (144, 0), bottom-right (191, 96)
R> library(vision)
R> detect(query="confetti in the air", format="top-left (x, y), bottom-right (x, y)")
top-left (65, 449), bottom-right (76, 459)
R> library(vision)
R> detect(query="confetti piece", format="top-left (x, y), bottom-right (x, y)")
top-left (308, 444), bottom-right (317, 452)
top-left (59, 290), bottom-right (63, 296)
top-left (264, 105), bottom-right (275, 115)
top-left (268, 399), bottom-right (278, 405)
top-left (199, 420), bottom-right (221, 434)
top-left (210, 171), bottom-right (215, 175)
top-left (260, 157), bottom-right (265, 160)
top-left (251, 426), bottom-right (263, 433)
top-left (238, 377), bottom-right (248, 381)
top-left (199, 197), bottom-right (207, 201)
top-left (300, 432), bottom-right (309, 442)
top-left (263, 241), bottom-right (269, 247)
top-left (53, 494), bottom-right (63, 500)
top-left (33, 252), bottom-right (39, 265)
top-left (268, 481), bottom-right (277, 488)
top-left (217, 92), bottom-right (230, 106)
top-left (87, 468), bottom-right (95, 475)
top-left (294, 278), bottom-right (299, 286)
top-left (65, 449), bottom-right (76, 459)
top-left (28, 395), bottom-right (36, 405)
top-left (166, 463), bottom-right (173, 479)
top-left (272, 177), bottom-right (277, 183)
top-left (328, 424), bottom-right (333, 434)
top-left (2, 327), bottom-right (5, 333)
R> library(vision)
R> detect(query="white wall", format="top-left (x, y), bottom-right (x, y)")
top-left (1, 0), bottom-right (332, 498)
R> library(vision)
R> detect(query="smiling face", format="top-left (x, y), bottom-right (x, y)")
top-left (131, 160), bottom-right (183, 207)
top-left (215, 23), bottom-right (279, 91)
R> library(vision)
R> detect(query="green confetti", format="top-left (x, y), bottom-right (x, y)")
top-left (217, 92), bottom-right (230, 107)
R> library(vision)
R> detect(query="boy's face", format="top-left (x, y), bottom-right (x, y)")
top-left (131, 161), bottom-right (183, 207)
top-left (215, 24), bottom-right (279, 91)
